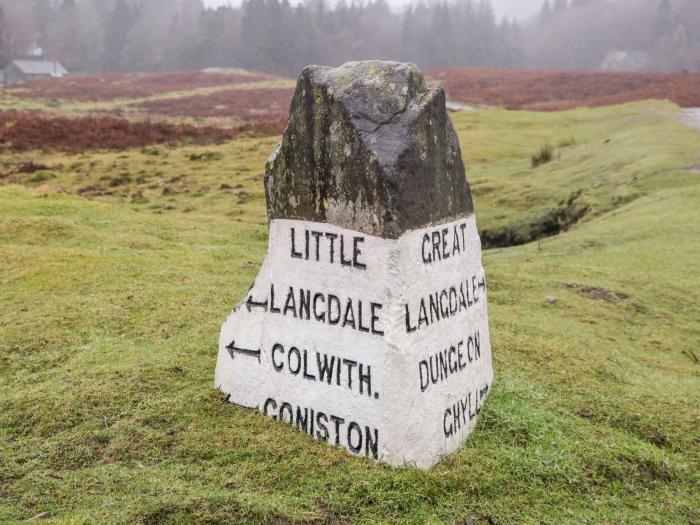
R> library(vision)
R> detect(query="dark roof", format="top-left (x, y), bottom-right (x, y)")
top-left (10, 60), bottom-right (68, 76)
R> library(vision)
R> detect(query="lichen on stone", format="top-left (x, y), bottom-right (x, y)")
top-left (264, 60), bottom-right (474, 239)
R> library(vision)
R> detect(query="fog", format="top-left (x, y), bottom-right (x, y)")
top-left (203, 0), bottom-right (543, 20)
top-left (0, 0), bottom-right (698, 75)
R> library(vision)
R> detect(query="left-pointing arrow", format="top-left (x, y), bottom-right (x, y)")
top-left (226, 340), bottom-right (261, 362)
top-left (246, 295), bottom-right (268, 312)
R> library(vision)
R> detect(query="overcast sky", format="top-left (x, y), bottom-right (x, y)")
top-left (202, 0), bottom-right (543, 21)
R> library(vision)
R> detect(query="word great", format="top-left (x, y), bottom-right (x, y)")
top-left (291, 227), bottom-right (367, 269)
top-left (422, 221), bottom-right (470, 264)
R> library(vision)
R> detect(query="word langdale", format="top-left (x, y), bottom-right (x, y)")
top-left (215, 61), bottom-right (493, 469)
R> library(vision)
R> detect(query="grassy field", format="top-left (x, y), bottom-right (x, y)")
top-left (1, 101), bottom-right (699, 524)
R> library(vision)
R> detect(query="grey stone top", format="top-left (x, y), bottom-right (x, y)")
top-left (264, 60), bottom-right (474, 239)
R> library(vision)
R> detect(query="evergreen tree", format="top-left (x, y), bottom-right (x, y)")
top-left (654, 0), bottom-right (673, 38)
top-left (101, 0), bottom-right (138, 71)
top-left (539, 0), bottom-right (552, 24)
top-left (0, 5), bottom-right (7, 68)
top-left (30, 0), bottom-right (54, 54)
top-left (474, 0), bottom-right (497, 65)
top-left (46, 0), bottom-right (101, 71)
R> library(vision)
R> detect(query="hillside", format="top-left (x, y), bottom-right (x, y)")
top-left (1, 101), bottom-right (699, 524)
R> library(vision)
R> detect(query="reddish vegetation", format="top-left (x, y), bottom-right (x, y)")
top-left (0, 112), bottom-right (285, 153)
top-left (428, 68), bottom-right (700, 110)
top-left (8, 71), bottom-right (274, 102)
top-left (134, 87), bottom-right (294, 121)
top-left (5, 68), bottom-right (700, 153)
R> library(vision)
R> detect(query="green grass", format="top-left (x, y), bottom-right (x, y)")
top-left (1, 101), bottom-right (699, 524)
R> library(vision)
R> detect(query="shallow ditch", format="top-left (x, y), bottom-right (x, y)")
top-left (480, 190), bottom-right (589, 249)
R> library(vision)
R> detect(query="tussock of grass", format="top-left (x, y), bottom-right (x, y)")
top-left (0, 101), bottom-right (699, 524)
top-left (531, 143), bottom-right (554, 167)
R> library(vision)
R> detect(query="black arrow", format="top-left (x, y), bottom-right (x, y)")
top-left (226, 340), bottom-right (261, 362)
top-left (480, 384), bottom-right (490, 399)
top-left (245, 295), bottom-right (269, 312)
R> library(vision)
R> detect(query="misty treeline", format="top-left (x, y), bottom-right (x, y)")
top-left (0, 0), bottom-right (698, 76)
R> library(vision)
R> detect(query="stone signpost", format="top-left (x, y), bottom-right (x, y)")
top-left (216, 61), bottom-right (493, 469)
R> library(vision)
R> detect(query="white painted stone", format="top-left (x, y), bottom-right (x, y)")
top-left (216, 215), bottom-right (492, 469)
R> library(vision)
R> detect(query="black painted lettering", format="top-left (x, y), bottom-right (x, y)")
top-left (429, 292), bottom-right (439, 323)
top-left (290, 228), bottom-right (302, 259)
top-left (439, 290), bottom-right (449, 317)
top-left (442, 227), bottom-right (449, 259)
top-left (263, 398), bottom-right (277, 418)
top-left (340, 235), bottom-right (352, 267)
top-left (359, 364), bottom-right (372, 396)
top-left (347, 422), bottom-right (363, 454)
top-left (405, 304), bottom-right (416, 333)
top-left (342, 298), bottom-right (356, 329)
top-left (311, 230), bottom-right (322, 261)
top-left (448, 286), bottom-right (458, 315)
top-left (370, 303), bottom-right (384, 336)
top-left (344, 359), bottom-right (357, 389)
top-left (422, 233), bottom-right (432, 264)
top-left (365, 427), bottom-right (378, 459)
top-left (353, 237), bottom-right (366, 270)
top-left (429, 355), bottom-right (438, 384)
top-left (272, 343), bottom-right (284, 371)
top-left (439, 350), bottom-right (448, 381)
top-left (325, 232), bottom-right (337, 263)
top-left (288, 346), bottom-right (301, 375)
top-left (418, 300), bottom-right (428, 329)
top-left (330, 415), bottom-right (345, 445)
top-left (328, 295), bottom-right (341, 325)
top-left (358, 301), bottom-right (370, 333)
top-left (316, 412), bottom-right (329, 441)
top-left (452, 226), bottom-right (461, 256)
top-left (283, 286), bottom-right (297, 317)
top-left (459, 283), bottom-right (467, 310)
top-left (313, 293), bottom-right (326, 322)
top-left (299, 288), bottom-right (311, 320)
top-left (432, 230), bottom-right (441, 262)
top-left (296, 406), bottom-right (309, 432)
top-left (460, 397), bottom-right (468, 426)
top-left (419, 360), bottom-right (429, 392)
top-left (280, 402), bottom-right (293, 423)
top-left (453, 400), bottom-right (461, 433)
top-left (444, 407), bottom-right (453, 437)
top-left (303, 350), bottom-right (316, 381)
top-left (448, 345), bottom-right (457, 373)
top-left (270, 283), bottom-right (281, 313)
top-left (317, 353), bottom-right (335, 384)
top-left (458, 340), bottom-right (466, 370)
